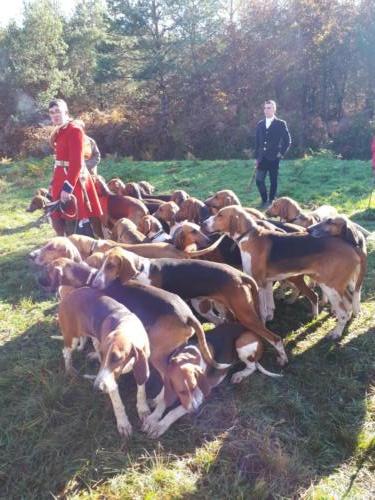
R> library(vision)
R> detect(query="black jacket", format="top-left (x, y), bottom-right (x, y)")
top-left (255, 117), bottom-right (291, 161)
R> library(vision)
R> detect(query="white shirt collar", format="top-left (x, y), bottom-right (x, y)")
top-left (265, 116), bottom-right (275, 128)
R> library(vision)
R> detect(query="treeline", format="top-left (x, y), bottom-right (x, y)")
top-left (0, 0), bottom-right (374, 160)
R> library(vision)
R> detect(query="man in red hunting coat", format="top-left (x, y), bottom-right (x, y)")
top-left (48, 99), bottom-right (103, 236)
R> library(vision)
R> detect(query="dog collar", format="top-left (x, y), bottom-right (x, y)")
top-left (85, 269), bottom-right (96, 286)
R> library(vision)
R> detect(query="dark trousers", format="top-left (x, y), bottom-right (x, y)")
top-left (63, 220), bottom-right (93, 237)
top-left (255, 158), bottom-right (279, 203)
top-left (51, 217), bottom-right (102, 238)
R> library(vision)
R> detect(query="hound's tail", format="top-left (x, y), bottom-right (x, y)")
top-left (242, 275), bottom-right (262, 319)
top-left (255, 362), bottom-right (283, 378)
top-left (188, 316), bottom-right (230, 370)
top-left (183, 234), bottom-right (226, 258)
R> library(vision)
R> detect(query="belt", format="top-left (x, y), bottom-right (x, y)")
top-left (55, 160), bottom-right (70, 167)
top-left (54, 160), bottom-right (88, 181)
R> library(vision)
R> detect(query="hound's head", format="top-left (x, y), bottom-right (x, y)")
top-left (35, 188), bottom-right (50, 198)
top-left (138, 181), bottom-right (155, 195)
top-left (170, 190), bottom-right (190, 207)
top-left (37, 258), bottom-right (96, 292)
top-left (94, 321), bottom-right (150, 393)
top-left (85, 252), bottom-right (105, 269)
top-left (266, 197), bottom-right (301, 222)
top-left (292, 213), bottom-right (313, 228)
top-left (153, 201), bottom-right (179, 225)
top-left (203, 205), bottom-right (258, 238)
top-left (171, 222), bottom-right (211, 250)
top-left (92, 247), bottom-right (139, 289)
top-left (167, 345), bottom-right (210, 412)
top-left (123, 182), bottom-right (142, 199)
top-left (111, 218), bottom-right (145, 244)
top-left (137, 214), bottom-right (163, 237)
top-left (29, 237), bottom-right (82, 266)
top-left (204, 190), bottom-right (241, 212)
top-left (308, 215), bottom-right (362, 248)
top-left (107, 178), bottom-right (126, 195)
top-left (175, 198), bottom-right (207, 224)
top-left (26, 194), bottom-right (49, 212)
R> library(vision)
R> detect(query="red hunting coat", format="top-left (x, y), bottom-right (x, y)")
top-left (50, 121), bottom-right (103, 220)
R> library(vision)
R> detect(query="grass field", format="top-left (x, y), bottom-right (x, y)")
top-left (0, 152), bottom-right (374, 499)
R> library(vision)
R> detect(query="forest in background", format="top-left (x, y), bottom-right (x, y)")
top-left (0, 0), bottom-right (374, 160)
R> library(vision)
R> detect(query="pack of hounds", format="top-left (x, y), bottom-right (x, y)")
top-left (27, 178), bottom-right (369, 439)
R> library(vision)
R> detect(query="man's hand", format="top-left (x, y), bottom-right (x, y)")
top-left (60, 190), bottom-right (71, 203)
top-left (276, 152), bottom-right (283, 159)
top-left (255, 160), bottom-right (259, 169)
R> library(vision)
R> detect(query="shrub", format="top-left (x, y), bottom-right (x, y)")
top-left (332, 115), bottom-right (375, 160)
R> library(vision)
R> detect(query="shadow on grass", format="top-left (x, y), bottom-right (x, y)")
top-left (180, 325), bottom-right (375, 498)
top-left (0, 311), bottom-right (374, 499)
top-left (0, 249), bottom-right (49, 304)
top-left (351, 208), bottom-right (375, 222)
top-left (0, 320), bottom-right (203, 499)
top-left (0, 216), bottom-right (48, 236)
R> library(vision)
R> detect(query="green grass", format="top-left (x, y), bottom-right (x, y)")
top-left (0, 152), bottom-right (374, 499)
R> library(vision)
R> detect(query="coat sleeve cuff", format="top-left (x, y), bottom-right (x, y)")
top-left (62, 180), bottom-right (74, 193)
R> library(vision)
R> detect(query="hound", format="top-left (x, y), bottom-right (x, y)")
top-left (203, 206), bottom-right (364, 338)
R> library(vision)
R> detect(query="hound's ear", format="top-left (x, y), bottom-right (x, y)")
top-left (125, 183), bottom-right (142, 199)
top-left (139, 217), bottom-right (151, 236)
top-left (133, 184), bottom-right (142, 199)
top-left (119, 255), bottom-right (138, 283)
top-left (279, 201), bottom-right (289, 221)
top-left (196, 369), bottom-right (210, 397)
top-left (51, 265), bottom-right (64, 289)
top-left (163, 374), bottom-right (178, 407)
top-left (229, 214), bottom-right (239, 237)
top-left (132, 346), bottom-right (150, 386)
top-left (224, 195), bottom-right (233, 207)
top-left (68, 243), bottom-right (82, 263)
top-left (111, 224), bottom-right (119, 241)
top-left (185, 201), bottom-right (194, 223)
top-left (344, 222), bottom-right (360, 247)
top-left (173, 228), bottom-right (185, 250)
top-left (193, 202), bottom-right (203, 224)
top-left (146, 182), bottom-right (155, 194)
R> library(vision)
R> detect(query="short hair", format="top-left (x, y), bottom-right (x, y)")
top-left (48, 98), bottom-right (68, 113)
top-left (264, 100), bottom-right (277, 111)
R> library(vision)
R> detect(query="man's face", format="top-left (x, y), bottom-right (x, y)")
top-left (264, 103), bottom-right (275, 119)
top-left (49, 104), bottom-right (68, 126)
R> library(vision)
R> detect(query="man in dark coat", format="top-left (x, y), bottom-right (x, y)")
top-left (254, 100), bottom-right (291, 208)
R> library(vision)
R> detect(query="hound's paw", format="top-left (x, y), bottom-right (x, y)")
top-left (147, 422), bottom-right (167, 438)
top-left (231, 372), bottom-right (246, 384)
top-left (137, 407), bottom-right (151, 423)
top-left (327, 329), bottom-right (342, 340)
top-left (117, 421), bottom-right (132, 438)
top-left (142, 416), bottom-right (159, 433)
